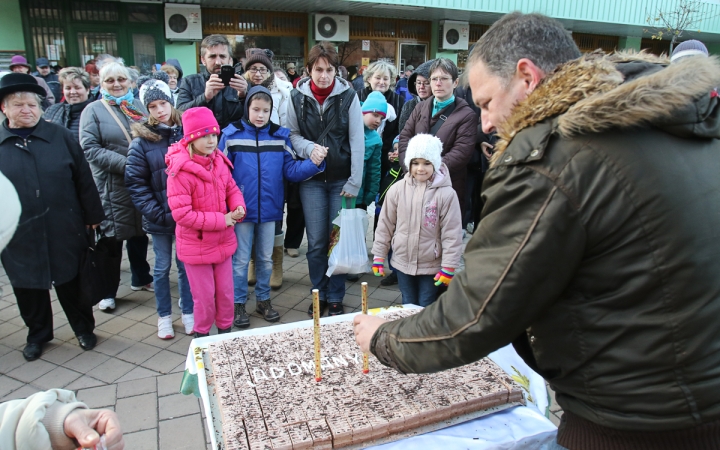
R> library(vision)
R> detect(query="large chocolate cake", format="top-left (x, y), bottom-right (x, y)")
top-left (207, 309), bottom-right (523, 449)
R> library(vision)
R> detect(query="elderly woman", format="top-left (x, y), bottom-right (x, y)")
top-left (399, 58), bottom-right (478, 216)
top-left (80, 61), bottom-right (153, 313)
top-left (0, 74), bottom-right (104, 361)
top-left (161, 59), bottom-right (183, 105)
top-left (286, 41), bottom-right (364, 317)
top-left (44, 67), bottom-right (94, 141)
top-left (398, 59), bottom-right (435, 133)
top-left (356, 60), bottom-right (405, 176)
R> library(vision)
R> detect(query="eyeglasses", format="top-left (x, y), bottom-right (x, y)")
top-left (248, 68), bottom-right (268, 75)
top-left (103, 77), bottom-right (127, 84)
top-left (415, 81), bottom-right (430, 87)
top-left (430, 77), bottom-right (453, 84)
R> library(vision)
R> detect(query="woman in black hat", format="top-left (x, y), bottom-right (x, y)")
top-left (0, 73), bottom-right (104, 361)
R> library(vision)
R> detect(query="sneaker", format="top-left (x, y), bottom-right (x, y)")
top-left (285, 248), bottom-right (299, 258)
top-left (98, 298), bottom-right (115, 312)
top-left (380, 271), bottom-right (398, 287)
top-left (158, 315), bottom-right (174, 339)
top-left (181, 313), bottom-right (194, 335)
top-left (257, 300), bottom-right (280, 322)
top-left (234, 303), bottom-right (250, 329)
top-left (307, 300), bottom-right (328, 318)
top-left (131, 282), bottom-right (154, 292)
top-left (328, 303), bottom-right (345, 316)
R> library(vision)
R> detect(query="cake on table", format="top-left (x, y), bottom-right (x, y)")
top-left (207, 309), bottom-right (524, 449)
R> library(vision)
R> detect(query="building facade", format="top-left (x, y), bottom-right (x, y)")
top-left (2, 0), bottom-right (720, 75)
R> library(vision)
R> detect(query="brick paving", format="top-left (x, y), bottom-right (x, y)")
top-left (0, 232), bottom-right (561, 449)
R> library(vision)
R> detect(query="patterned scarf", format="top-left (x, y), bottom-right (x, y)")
top-left (101, 89), bottom-right (146, 122)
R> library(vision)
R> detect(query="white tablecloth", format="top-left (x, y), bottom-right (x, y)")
top-left (181, 305), bottom-right (558, 449)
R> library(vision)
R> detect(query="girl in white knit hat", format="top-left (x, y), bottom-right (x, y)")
top-left (371, 133), bottom-right (464, 306)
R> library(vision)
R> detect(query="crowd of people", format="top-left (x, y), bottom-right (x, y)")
top-left (2, 12), bottom-right (720, 449)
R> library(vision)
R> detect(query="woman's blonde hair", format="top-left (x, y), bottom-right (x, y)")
top-left (363, 61), bottom-right (397, 89)
top-left (99, 61), bottom-right (130, 84)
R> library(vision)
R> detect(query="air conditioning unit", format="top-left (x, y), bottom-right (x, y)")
top-left (165, 5), bottom-right (203, 41)
top-left (314, 14), bottom-right (350, 42)
top-left (440, 20), bottom-right (469, 50)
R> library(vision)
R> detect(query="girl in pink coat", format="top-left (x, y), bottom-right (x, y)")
top-left (166, 107), bottom-right (246, 337)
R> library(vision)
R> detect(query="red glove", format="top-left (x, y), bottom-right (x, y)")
top-left (434, 267), bottom-right (455, 286)
top-left (372, 257), bottom-right (385, 277)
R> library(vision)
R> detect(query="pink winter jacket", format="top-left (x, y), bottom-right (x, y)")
top-left (372, 163), bottom-right (463, 275)
top-left (165, 142), bottom-right (245, 265)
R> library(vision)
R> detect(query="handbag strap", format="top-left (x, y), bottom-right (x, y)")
top-left (100, 99), bottom-right (133, 145)
top-left (429, 101), bottom-right (457, 136)
top-left (341, 197), bottom-right (356, 209)
top-left (314, 88), bottom-right (356, 145)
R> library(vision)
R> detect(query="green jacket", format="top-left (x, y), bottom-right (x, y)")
top-left (356, 125), bottom-right (383, 206)
top-left (371, 52), bottom-right (720, 432)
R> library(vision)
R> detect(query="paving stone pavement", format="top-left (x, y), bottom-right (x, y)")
top-left (0, 230), bottom-right (561, 449)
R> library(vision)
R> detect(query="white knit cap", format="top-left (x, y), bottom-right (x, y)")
top-left (671, 40), bottom-right (709, 63)
top-left (405, 133), bottom-right (443, 171)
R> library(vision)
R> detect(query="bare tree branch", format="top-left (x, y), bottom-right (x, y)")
top-left (645, 0), bottom-right (720, 52)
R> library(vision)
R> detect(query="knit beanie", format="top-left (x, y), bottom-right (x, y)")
top-left (181, 107), bottom-right (220, 143)
top-left (408, 59), bottom-right (436, 96)
top-left (139, 78), bottom-right (173, 108)
top-left (671, 40), bottom-right (709, 63)
top-left (244, 48), bottom-right (273, 72)
top-left (405, 133), bottom-right (443, 172)
top-left (393, 135), bottom-right (400, 147)
top-left (361, 91), bottom-right (388, 117)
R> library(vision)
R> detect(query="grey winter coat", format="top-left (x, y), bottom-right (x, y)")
top-left (79, 99), bottom-right (148, 240)
top-left (0, 120), bottom-right (104, 289)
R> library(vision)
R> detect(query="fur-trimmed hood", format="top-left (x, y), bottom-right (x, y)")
top-left (492, 51), bottom-right (720, 165)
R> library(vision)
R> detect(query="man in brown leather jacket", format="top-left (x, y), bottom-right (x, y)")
top-left (354, 12), bottom-right (720, 449)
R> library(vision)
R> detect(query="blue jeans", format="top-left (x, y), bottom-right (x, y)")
top-left (233, 221), bottom-right (275, 304)
top-left (396, 270), bottom-right (438, 307)
top-left (151, 234), bottom-right (193, 317)
top-left (299, 179), bottom-right (346, 303)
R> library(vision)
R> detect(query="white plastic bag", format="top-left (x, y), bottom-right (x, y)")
top-left (326, 197), bottom-right (370, 276)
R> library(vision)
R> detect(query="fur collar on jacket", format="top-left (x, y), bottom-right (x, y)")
top-left (492, 51), bottom-right (720, 166)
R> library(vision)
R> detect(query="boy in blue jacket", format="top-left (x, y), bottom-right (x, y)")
top-left (220, 86), bottom-right (325, 328)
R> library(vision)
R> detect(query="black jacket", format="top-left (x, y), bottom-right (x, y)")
top-left (175, 67), bottom-right (245, 129)
top-left (44, 99), bottom-right (93, 142)
top-left (125, 122), bottom-right (183, 235)
top-left (0, 120), bottom-right (104, 289)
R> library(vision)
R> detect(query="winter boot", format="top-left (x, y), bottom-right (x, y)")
top-left (217, 327), bottom-right (232, 334)
top-left (234, 303), bottom-right (250, 329)
top-left (194, 332), bottom-right (209, 338)
top-left (256, 299), bottom-right (280, 322)
top-left (270, 244), bottom-right (284, 290)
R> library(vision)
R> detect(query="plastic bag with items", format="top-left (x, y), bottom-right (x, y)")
top-left (326, 197), bottom-right (370, 276)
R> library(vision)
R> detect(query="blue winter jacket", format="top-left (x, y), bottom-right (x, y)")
top-left (125, 122), bottom-right (183, 235)
top-left (220, 118), bottom-right (324, 223)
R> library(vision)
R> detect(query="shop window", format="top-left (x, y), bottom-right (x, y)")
top-left (32, 27), bottom-right (66, 67)
top-left (72, 1), bottom-right (119, 22)
top-left (223, 35), bottom-right (305, 71)
top-left (27, 0), bottom-right (63, 21)
top-left (573, 32), bottom-right (619, 53)
top-left (127, 4), bottom-right (159, 23)
top-left (337, 40), bottom-right (396, 69)
top-left (133, 34), bottom-right (157, 74)
top-left (204, 9), bottom-right (306, 36)
top-left (78, 32), bottom-right (118, 63)
top-left (399, 43), bottom-right (426, 72)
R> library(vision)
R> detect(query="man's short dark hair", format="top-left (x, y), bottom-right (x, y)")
top-left (200, 34), bottom-right (231, 58)
top-left (469, 12), bottom-right (580, 86)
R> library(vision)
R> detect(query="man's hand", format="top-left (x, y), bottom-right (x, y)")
top-left (204, 74), bottom-right (225, 102)
top-left (353, 315), bottom-right (387, 354)
top-left (229, 75), bottom-right (248, 98)
top-left (64, 408), bottom-right (124, 450)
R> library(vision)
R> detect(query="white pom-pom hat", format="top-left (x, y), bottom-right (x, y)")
top-left (405, 133), bottom-right (443, 171)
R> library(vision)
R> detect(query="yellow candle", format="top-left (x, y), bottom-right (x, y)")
top-left (313, 289), bottom-right (322, 382)
top-left (362, 282), bottom-right (369, 374)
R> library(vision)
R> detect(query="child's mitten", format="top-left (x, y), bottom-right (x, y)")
top-left (372, 257), bottom-right (385, 277)
top-left (434, 267), bottom-right (455, 286)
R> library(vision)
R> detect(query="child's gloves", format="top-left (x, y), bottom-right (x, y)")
top-left (434, 268), bottom-right (455, 286)
top-left (372, 257), bottom-right (385, 277)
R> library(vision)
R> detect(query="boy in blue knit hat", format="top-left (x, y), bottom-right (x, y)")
top-left (356, 91), bottom-right (387, 209)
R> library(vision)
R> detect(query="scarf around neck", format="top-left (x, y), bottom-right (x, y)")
top-left (101, 89), bottom-right (145, 122)
top-left (432, 95), bottom-right (455, 117)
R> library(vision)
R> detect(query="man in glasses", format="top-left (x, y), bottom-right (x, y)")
top-left (176, 34), bottom-right (248, 128)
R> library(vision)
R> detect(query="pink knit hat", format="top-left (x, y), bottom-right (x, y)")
top-left (181, 107), bottom-right (220, 143)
